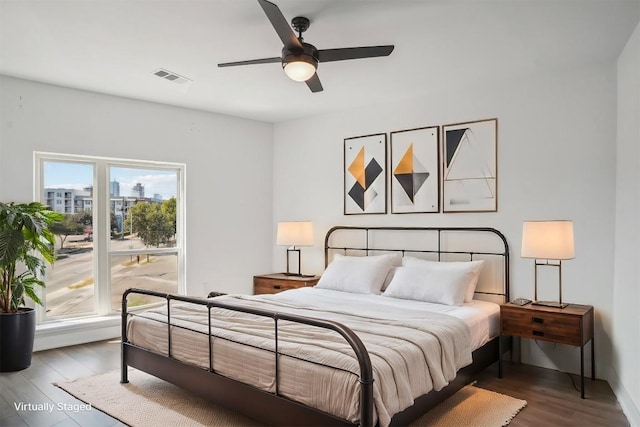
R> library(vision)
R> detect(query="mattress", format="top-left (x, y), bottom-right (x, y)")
top-left (126, 288), bottom-right (499, 426)
top-left (268, 288), bottom-right (500, 351)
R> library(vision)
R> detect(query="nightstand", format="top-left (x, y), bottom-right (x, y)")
top-left (499, 302), bottom-right (595, 398)
top-left (253, 273), bottom-right (320, 295)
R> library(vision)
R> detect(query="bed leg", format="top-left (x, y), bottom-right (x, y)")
top-left (121, 291), bottom-right (130, 384)
top-left (121, 344), bottom-right (129, 384)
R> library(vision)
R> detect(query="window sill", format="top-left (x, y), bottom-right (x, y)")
top-left (35, 315), bottom-right (121, 352)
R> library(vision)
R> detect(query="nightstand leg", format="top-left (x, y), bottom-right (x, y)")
top-left (498, 335), bottom-right (503, 378)
top-left (580, 344), bottom-right (585, 399)
top-left (591, 338), bottom-right (595, 380)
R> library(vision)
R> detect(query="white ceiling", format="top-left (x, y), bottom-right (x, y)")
top-left (1, 0), bottom-right (638, 123)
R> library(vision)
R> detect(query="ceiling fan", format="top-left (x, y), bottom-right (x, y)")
top-left (217, 0), bottom-right (394, 93)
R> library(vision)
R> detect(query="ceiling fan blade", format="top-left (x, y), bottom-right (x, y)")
top-left (258, 0), bottom-right (303, 50)
top-left (317, 45), bottom-right (394, 63)
top-left (218, 57), bottom-right (281, 67)
top-left (305, 73), bottom-right (323, 93)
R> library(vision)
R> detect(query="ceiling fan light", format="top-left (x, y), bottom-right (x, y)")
top-left (283, 60), bottom-right (316, 82)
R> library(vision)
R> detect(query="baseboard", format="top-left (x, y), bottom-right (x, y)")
top-left (605, 365), bottom-right (640, 427)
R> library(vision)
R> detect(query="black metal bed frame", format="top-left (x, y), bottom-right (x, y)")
top-left (121, 226), bottom-right (510, 427)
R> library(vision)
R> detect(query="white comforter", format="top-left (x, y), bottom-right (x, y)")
top-left (127, 287), bottom-right (473, 427)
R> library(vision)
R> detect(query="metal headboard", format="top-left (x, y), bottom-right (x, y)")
top-left (324, 226), bottom-right (510, 302)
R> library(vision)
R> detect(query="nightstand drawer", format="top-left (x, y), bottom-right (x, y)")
top-left (253, 273), bottom-right (320, 295)
top-left (254, 279), bottom-right (303, 294)
top-left (501, 306), bottom-right (582, 345)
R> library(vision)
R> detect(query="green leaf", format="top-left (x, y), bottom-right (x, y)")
top-left (0, 230), bottom-right (25, 268)
top-left (24, 286), bottom-right (43, 306)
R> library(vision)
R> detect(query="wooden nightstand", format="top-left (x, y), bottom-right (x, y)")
top-left (499, 302), bottom-right (595, 398)
top-left (253, 273), bottom-right (320, 295)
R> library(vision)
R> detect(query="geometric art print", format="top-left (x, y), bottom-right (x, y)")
top-left (390, 126), bottom-right (440, 213)
top-left (442, 118), bottom-right (497, 212)
top-left (344, 133), bottom-right (387, 214)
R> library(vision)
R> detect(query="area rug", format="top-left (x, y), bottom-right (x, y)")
top-left (55, 369), bottom-right (526, 427)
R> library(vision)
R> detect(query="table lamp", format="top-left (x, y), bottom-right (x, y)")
top-left (521, 220), bottom-right (575, 308)
top-left (276, 221), bottom-right (314, 276)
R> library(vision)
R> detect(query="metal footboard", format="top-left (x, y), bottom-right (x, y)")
top-left (121, 287), bottom-right (375, 427)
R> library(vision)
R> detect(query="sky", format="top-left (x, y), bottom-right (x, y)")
top-left (43, 162), bottom-right (177, 199)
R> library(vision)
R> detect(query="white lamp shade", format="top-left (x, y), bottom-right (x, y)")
top-left (276, 221), bottom-right (314, 247)
top-left (283, 61), bottom-right (316, 82)
top-left (521, 220), bottom-right (575, 260)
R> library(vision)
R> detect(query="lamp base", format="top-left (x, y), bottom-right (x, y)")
top-left (532, 300), bottom-right (569, 309)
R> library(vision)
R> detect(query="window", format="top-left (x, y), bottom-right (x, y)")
top-left (35, 153), bottom-right (185, 322)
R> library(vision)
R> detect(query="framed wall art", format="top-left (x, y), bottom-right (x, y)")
top-left (442, 118), bottom-right (498, 212)
top-left (390, 126), bottom-right (440, 213)
top-left (344, 133), bottom-right (387, 215)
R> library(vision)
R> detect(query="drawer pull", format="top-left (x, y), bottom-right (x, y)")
top-left (532, 317), bottom-right (544, 324)
top-left (532, 330), bottom-right (544, 337)
top-left (273, 285), bottom-right (281, 289)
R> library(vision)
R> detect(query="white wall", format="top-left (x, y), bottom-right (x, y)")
top-left (613, 22), bottom-right (640, 427)
top-left (273, 64), bottom-right (618, 377)
top-left (0, 76), bottom-right (274, 299)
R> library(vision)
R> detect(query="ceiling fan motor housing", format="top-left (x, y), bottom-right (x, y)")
top-left (281, 42), bottom-right (319, 70)
top-left (291, 16), bottom-right (310, 35)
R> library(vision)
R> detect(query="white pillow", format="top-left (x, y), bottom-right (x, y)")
top-left (333, 253), bottom-right (401, 290)
top-left (316, 254), bottom-right (394, 294)
top-left (402, 257), bottom-right (484, 302)
top-left (382, 266), bottom-right (471, 306)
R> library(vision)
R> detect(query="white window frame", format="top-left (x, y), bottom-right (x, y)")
top-left (34, 152), bottom-right (186, 324)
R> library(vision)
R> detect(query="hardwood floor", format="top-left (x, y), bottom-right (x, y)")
top-left (0, 340), bottom-right (630, 426)
top-left (0, 340), bottom-right (124, 427)
top-left (476, 362), bottom-right (629, 427)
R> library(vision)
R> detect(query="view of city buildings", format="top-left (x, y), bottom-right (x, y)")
top-left (44, 180), bottom-right (164, 233)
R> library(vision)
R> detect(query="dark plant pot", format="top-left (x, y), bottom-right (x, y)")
top-left (0, 308), bottom-right (36, 372)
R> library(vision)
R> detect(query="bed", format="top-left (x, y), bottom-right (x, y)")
top-left (121, 226), bottom-right (510, 426)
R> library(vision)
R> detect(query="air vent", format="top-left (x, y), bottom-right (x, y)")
top-left (152, 68), bottom-right (192, 85)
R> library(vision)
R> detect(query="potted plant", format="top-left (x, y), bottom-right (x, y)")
top-left (0, 201), bottom-right (63, 371)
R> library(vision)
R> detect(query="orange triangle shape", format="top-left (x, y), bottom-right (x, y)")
top-left (348, 147), bottom-right (366, 187)
top-left (394, 143), bottom-right (414, 175)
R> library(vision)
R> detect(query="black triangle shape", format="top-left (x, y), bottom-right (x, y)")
top-left (348, 182), bottom-right (366, 211)
top-left (395, 173), bottom-right (414, 202)
top-left (446, 128), bottom-right (467, 167)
